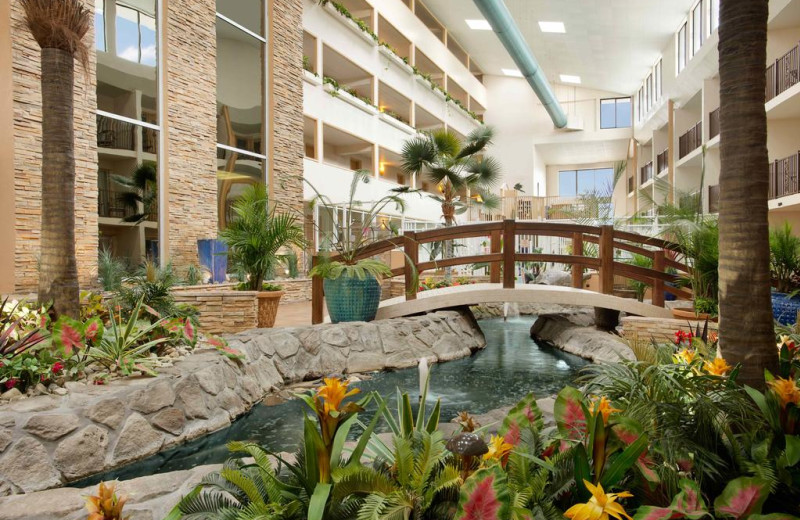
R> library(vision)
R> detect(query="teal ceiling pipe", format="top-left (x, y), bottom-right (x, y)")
top-left (473, 0), bottom-right (568, 128)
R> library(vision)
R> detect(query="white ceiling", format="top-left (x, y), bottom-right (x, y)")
top-left (536, 139), bottom-right (630, 166)
top-left (422, 0), bottom-right (697, 95)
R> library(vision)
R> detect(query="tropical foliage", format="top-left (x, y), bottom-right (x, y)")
top-left (770, 222), bottom-right (800, 294)
top-left (220, 183), bottom-right (306, 291)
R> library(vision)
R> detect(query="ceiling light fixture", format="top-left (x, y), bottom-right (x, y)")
top-left (502, 68), bottom-right (523, 78)
top-left (466, 19), bottom-right (492, 31)
top-left (560, 74), bottom-right (581, 84)
top-left (538, 21), bottom-right (566, 33)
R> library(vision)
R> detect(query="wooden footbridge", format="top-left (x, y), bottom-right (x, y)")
top-left (311, 221), bottom-right (692, 324)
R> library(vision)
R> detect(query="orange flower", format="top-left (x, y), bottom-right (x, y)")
top-left (589, 396), bottom-right (621, 424)
top-left (483, 434), bottom-right (514, 462)
top-left (317, 377), bottom-right (360, 415)
top-left (85, 482), bottom-right (128, 520)
top-left (768, 377), bottom-right (800, 408)
top-left (565, 480), bottom-right (633, 520)
top-left (703, 357), bottom-right (732, 376)
top-left (674, 348), bottom-right (696, 365)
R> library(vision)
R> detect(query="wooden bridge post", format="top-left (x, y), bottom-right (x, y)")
top-left (652, 250), bottom-right (665, 308)
top-left (404, 231), bottom-right (418, 301)
top-left (571, 232), bottom-right (584, 289)
top-left (599, 225), bottom-right (615, 295)
top-left (311, 255), bottom-right (324, 325)
top-left (503, 220), bottom-right (516, 289)
top-left (489, 229), bottom-right (501, 284)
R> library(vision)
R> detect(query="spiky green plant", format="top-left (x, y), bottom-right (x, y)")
top-left (627, 254), bottom-right (653, 302)
top-left (769, 222), bottom-right (800, 294)
top-left (97, 248), bottom-right (127, 291)
top-left (219, 183), bottom-right (306, 291)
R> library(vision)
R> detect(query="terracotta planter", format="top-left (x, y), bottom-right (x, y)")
top-left (256, 291), bottom-right (284, 328)
top-left (671, 307), bottom-right (718, 323)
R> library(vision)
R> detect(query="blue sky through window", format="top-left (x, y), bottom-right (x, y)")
top-left (116, 4), bottom-right (156, 66)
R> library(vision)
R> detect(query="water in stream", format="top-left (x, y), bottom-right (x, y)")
top-left (75, 317), bottom-right (589, 486)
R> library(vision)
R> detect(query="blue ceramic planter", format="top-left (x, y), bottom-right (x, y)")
top-left (324, 275), bottom-right (382, 323)
top-left (772, 292), bottom-right (800, 325)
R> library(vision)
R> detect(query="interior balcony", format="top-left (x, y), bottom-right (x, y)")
top-left (322, 44), bottom-right (375, 106)
top-left (378, 15), bottom-right (411, 63)
top-left (378, 81), bottom-right (413, 129)
top-left (378, 148), bottom-right (409, 187)
top-left (415, 104), bottom-right (445, 132)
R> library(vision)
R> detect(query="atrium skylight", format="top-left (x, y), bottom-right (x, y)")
top-left (502, 68), bottom-right (523, 77)
top-left (465, 19), bottom-right (492, 31)
top-left (560, 74), bottom-right (581, 84)
top-left (538, 21), bottom-right (566, 33)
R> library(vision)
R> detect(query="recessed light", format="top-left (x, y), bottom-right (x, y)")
top-left (466, 19), bottom-right (492, 31)
top-left (539, 21), bottom-right (566, 33)
top-left (560, 74), bottom-right (581, 84)
top-left (502, 68), bottom-right (524, 77)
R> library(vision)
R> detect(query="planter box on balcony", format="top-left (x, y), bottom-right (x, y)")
top-left (323, 2), bottom-right (378, 47)
top-left (379, 112), bottom-right (415, 134)
top-left (323, 82), bottom-right (378, 115)
top-left (415, 75), bottom-right (447, 100)
top-left (303, 69), bottom-right (322, 86)
top-left (378, 45), bottom-right (413, 74)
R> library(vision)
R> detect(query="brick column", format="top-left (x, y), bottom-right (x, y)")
top-left (164, 0), bottom-right (218, 269)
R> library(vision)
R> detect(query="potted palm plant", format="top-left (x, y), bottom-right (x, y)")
top-left (308, 171), bottom-right (417, 323)
top-left (770, 222), bottom-right (800, 325)
top-left (219, 184), bottom-right (305, 328)
top-left (670, 218), bottom-right (720, 321)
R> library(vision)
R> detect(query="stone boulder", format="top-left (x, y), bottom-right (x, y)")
top-left (534, 269), bottom-right (573, 287)
top-left (531, 313), bottom-right (634, 363)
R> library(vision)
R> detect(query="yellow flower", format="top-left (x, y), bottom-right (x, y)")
top-left (317, 377), bottom-right (360, 415)
top-left (565, 480), bottom-right (633, 520)
top-left (674, 348), bottom-right (696, 365)
top-left (703, 357), bottom-right (732, 376)
top-left (483, 434), bottom-right (514, 462)
top-left (85, 482), bottom-right (128, 520)
top-left (768, 377), bottom-right (800, 408)
top-left (589, 396), bottom-right (621, 424)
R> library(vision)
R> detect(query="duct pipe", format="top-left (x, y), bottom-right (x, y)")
top-left (473, 0), bottom-right (568, 128)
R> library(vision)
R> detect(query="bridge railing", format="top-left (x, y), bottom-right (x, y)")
top-left (312, 220), bottom-right (692, 324)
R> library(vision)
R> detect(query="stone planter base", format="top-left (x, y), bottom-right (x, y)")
top-left (257, 291), bottom-right (284, 328)
top-left (671, 307), bottom-right (717, 322)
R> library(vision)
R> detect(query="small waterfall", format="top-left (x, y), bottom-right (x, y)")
top-left (503, 302), bottom-right (520, 321)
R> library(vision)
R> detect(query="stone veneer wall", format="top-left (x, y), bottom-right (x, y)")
top-left (269, 0), bottom-right (305, 215)
top-left (0, 310), bottom-right (484, 495)
top-left (621, 316), bottom-right (718, 344)
top-left (9, 0), bottom-right (98, 292)
top-left (165, 0), bottom-right (219, 268)
top-left (172, 290), bottom-right (258, 334)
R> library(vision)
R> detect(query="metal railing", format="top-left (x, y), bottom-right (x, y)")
top-left (678, 121), bottom-right (703, 159)
top-left (709, 108), bottom-right (720, 140)
top-left (766, 41), bottom-right (800, 102)
top-left (656, 149), bottom-right (669, 174)
top-left (770, 151), bottom-right (800, 200)
top-left (640, 161), bottom-right (653, 185)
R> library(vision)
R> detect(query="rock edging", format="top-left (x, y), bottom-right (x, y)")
top-left (0, 310), bottom-right (485, 495)
top-left (530, 311), bottom-right (634, 363)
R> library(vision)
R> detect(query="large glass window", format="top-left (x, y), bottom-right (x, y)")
top-left (95, 0), bottom-right (161, 264)
top-left (678, 22), bottom-right (688, 73)
top-left (692, 1), bottom-right (704, 56)
top-left (216, 0), bottom-right (267, 230)
top-left (600, 98), bottom-right (631, 129)
top-left (95, 0), bottom-right (105, 52)
top-left (709, 0), bottom-right (719, 34)
top-left (558, 168), bottom-right (616, 197)
top-left (655, 59), bottom-right (662, 100)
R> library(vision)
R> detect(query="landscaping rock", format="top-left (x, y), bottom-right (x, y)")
top-left (175, 376), bottom-right (210, 420)
top-left (53, 426), bottom-right (108, 480)
top-left (86, 398), bottom-right (126, 430)
top-left (0, 389), bottom-right (22, 401)
top-left (0, 437), bottom-right (61, 492)
top-left (150, 408), bottom-right (186, 436)
top-left (23, 414), bottom-right (80, 441)
top-left (535, 269), bottom-right (572, 287)
top-left (215, 389), bottom-right (246, 420)
top-left (128, 380), bottom-right (176, 414)
top-left (272, 332), bottom-right (302, 358)
top-left (531, 314), bottom-right (634, 363)
top-left (196, 366), bottom-right (225, 396)
top-left (0, 429), bottom-right (11, 453)
top-left (113, 414), bottom-right (164, 466)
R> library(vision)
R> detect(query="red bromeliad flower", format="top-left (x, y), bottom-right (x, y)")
top-left (51, 362), bottom-right (64, 374)
top-left (5, 379), bottom-right (17, 390)
top-left (674, 330), bottom-right (694, 347)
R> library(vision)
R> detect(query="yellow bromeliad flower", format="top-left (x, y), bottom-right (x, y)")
top-left (565, 480), bottom-right (633, 520)
top-left (674, 348), bottom-right (696, 365)
top-left (316, 377), bottom-right (360, 415)
top-left (589, 396), bottom-right (621, 425)
top-left (703, 357), bottom-right (732, 376)
top-left (483, 434), bottom-right (514, 462)
top-left (768, 377), bottom-right (800, 408)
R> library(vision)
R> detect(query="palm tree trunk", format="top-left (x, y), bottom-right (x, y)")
top-left (37, 48), bottom-right (80, 318)
top-left (717, 0), bottom-right (777, 387)
top-left (442, 201), bottom-right (455, 283)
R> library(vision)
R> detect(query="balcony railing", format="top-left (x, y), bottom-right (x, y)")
top-left (656, 149), bottom-right (669, 174)
top-left (709, 108), bottom-right (720, 140)
top-left (678, 122), bottom-right (702, 159)
top-left (640, 161), bottom-right (653, 185)
top-left (766, 41), bottom-right (800, 102)
top-left (770, 151), bottom-right (800, 200)
top-left (98, 187), bottom-right (157, 222)
top-left (97, 114), bottom-right (158, 154)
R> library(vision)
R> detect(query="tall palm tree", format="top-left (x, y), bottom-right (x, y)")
top-left (717, 0), bottom-right (778, 386)
top-left (21, 0), bottom-right (91, 318)
top-left (401, 126), bottom-right (501, 227)
top-left (402, 126), bottom-right (501, 280)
